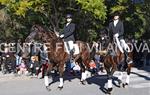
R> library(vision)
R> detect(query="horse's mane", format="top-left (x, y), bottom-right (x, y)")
top-left (33, 24), bottom-right (59, 42)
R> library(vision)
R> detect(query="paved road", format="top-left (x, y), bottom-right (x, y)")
top-left (0, 67), bottom-right (149, 95)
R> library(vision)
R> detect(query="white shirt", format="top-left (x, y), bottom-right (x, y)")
top-left (113, 19), bottom-right (119, 27)
top-left (66, 22), bottom-right (71, 26)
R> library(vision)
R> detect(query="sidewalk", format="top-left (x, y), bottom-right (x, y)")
top-left (0, 72), bottom-right (31, 81)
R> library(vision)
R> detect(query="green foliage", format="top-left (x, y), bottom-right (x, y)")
top-left (76, 0), bottom-right (107, 21)
top-left (106, 0), bottom-right (147, 39)
top-left (0, 0), bottom-right (149, 41)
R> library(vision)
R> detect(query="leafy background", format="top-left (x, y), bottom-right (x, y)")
top-left (0, 0), bottom-right (149, 42)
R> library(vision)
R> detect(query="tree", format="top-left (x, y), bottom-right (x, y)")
top-left (105, 0), bottom-right (147, 39)
top-left (0, 0), bottom-right (107, 42)
top-left (0, 0), bottom-right (148, 41)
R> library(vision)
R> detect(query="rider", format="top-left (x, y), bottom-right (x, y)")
top-left (60, 14), bottom-right (76, 59)
top-left (108, 11), bottom-right (130, 60)
top-left (59, 14), bottom-right (76, 74)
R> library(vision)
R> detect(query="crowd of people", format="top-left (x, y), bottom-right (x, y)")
top-left (0, 39), bottom-right (149, 77)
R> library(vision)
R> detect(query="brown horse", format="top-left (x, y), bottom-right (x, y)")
top-left (97, 28), bottom-right (133, 94)
top-left (22, 25), bottom-right (91, 90)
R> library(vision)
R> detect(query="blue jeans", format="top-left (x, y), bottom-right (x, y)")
top-left (16, 55), bottom-right (22, 66)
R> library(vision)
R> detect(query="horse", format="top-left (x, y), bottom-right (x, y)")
top-left (22, 24), bottom-right (92, 90)
top-left (96, 28), bottom-right (133, 94)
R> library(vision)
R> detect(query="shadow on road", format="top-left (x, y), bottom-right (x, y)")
top-left (131, 72), bottom-right (150, 81)
top-left (47, 71), bottom-right (121, 94)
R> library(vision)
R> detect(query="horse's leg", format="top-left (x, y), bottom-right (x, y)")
top-left (117, 71), bottom-right (123, 87)
top-left (79, 61), bottom-right (87, 85)
top-left (44, 64), bottom-right (53, 91)
top-left (75, 56), bottom-right (87, 85)
top-left (123, 64), bottom-right (132, 88)
top-left (106, 57), bottom-right (117, 94)
top-left (108, 64), bottom-right (117, 92)
top-left (58, 62), bottom-right (65, 89)
top-left (105, 67), bottom-right (113, 94)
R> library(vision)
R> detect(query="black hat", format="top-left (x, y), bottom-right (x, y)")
top-left (113, 11), bottom-right (120, 17)
top-left (66, 14), bottom-right (72, 18)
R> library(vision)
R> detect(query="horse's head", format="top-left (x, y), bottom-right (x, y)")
top-left (25, 25), bottom-right (44, 43)
top-left (22, 25), bottom-right (43, 59)
top-left (99, 27), bottom-right (110, 49)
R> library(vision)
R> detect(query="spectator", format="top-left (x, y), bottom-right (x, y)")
top-left (27, 41), bottom-right (41, 76)
top-left (17, 60), bottom-right (28, 75)
top-left (89, 60), bottom-right (97, 75)
top-left (94, 54), bottom-right (104, 73)
top-left (36, 45), bottom-right (49, 78)
top-left (15, 39), bottom-right (22, 67)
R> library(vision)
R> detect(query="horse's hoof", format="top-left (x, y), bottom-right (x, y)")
top-left (108, 88), bottom-right (113, 92)
top-left (58, 86), bottom-right (63, 90)
top-left (81, 80), bottom-right (86, 85)
top-left (122, 83), bottom-right (125, 88)
top-left (125, 83), bottom-right (129, 86)
top-left (123, 83), bottom-right (128, 88)
top-left (107, 88), bottom-right (113, 94)
top-left (46, 86), bottom-right (51, 91)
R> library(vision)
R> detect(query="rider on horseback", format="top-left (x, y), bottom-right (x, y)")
top-left (60, 14), bottom-right (76, 60)
top-left (109, 11), bottom-right (130, 62)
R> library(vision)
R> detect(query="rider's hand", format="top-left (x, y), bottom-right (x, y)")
top-left (55, 32), bottom-right (59, 37)
top-left (30, 64), bottom-right (33, 68)
top-left (60, 34), bottom-right (64, 38)
top-left (114, 33), bottom-right (119, 38)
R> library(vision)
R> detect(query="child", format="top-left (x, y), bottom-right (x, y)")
top-left (89, 60), bottom-right (97, 75)
top-left (18, 60), bottom-right (28, 75)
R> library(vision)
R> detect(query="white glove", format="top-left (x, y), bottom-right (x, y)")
top-left (30, 64), bottom-right (33, 68)
top-left (60, 34), bottom-right (64, 38)
top-left (114, 33), bottom-right (119, 38)
top-left (55, 32), bottom-right (59, 37)
top-left (36, 67), bottom-right (39, 70)
top-left (102, 37), bottom-right (104, 40)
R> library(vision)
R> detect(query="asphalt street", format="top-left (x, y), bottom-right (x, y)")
top-left (0, 67), bottom-right (149, 95)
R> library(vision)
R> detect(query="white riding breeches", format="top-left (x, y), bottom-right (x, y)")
top-left (114, 37), bottom-right (124, 53)
top-left (64, 41), bottom-right (74, 54)
top-left (120, 39), bottom-right (130, 52)
top-left (114, 37), bottom-right (130, 53)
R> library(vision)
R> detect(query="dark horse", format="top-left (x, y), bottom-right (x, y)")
top-left (97, 28), bottom-right (133, 94)
top-left (22, 25), bottom-right (91, 90)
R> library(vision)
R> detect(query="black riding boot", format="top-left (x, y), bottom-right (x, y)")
top-left (70, 49), bottom-right (74, 61)
top-left (124, 49), bottom-right (129, 64)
